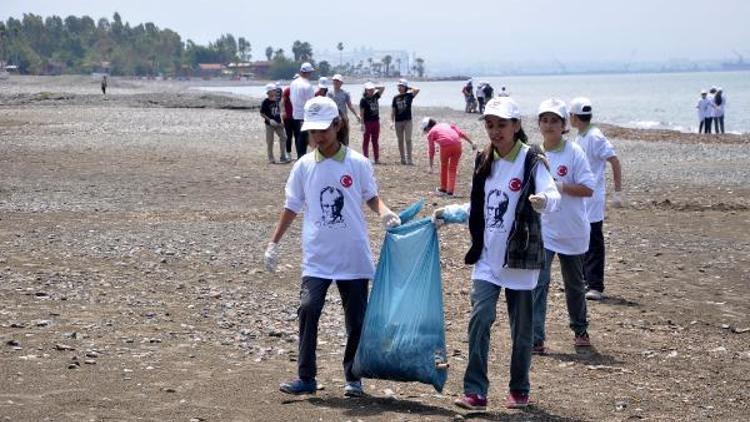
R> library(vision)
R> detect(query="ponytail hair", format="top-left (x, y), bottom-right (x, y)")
top-left (476, 119), bottom-right (526, 177)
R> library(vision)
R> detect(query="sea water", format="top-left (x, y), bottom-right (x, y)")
top-left (196, 71), bottom-right (749, 134)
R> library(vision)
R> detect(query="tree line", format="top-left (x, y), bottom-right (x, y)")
top-left (0, 13), bottom-right (426, 79)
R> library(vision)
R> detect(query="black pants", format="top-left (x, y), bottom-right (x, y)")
top-left (703, 117), bottom-right (713, 134)
top-left (478, 97), bottom-right (486, 114)
top-left (699, 119), bottom-right (704, 133)
top-left (714, 115), bottom-right (724, 134)
top-left (283, 118), bottom-right (294, 155)
top-left (291, 119), bottom-right (309, 159)
top-left (297, 277), bottom-right (368, 382)
top-left (584, 221), bottom-right (605, 292)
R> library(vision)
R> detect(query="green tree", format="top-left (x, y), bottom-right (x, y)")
top-left (382, 55), bottom-right (392, 76)
top-left (336, 41), bottom-right (343, 66)
top-left (238, 37), bottom-right (251, 61)
top-left (291, 40), bottom-right (313, 62)
top-left (414, 57), bottom-right (425, 77)
top-left (317, 60), bottom-right (331, 76)
top-left (265, 46), bottom-right (273, 61)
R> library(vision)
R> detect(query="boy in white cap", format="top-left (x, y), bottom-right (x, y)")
top-left (391, 78), bottom-right (421, 165)
top-left (290, 62), bottom-right (316, 158)
top-left (327, 74), bottom-right (361, 146)
top-left (315, 77), bottom-right (330, 97)
top-left (259, 83), bottom-right (289, 163)
top-left (569, 97), bottom-right (624, 301)
top-left (265, 96), bottom-right (401, 397)
top-left (433, 97), bottom-right (560, 410)
top-left (532, 98), bottom-right (595, 354)
top-left (696, 90), bottom-right (709, 133)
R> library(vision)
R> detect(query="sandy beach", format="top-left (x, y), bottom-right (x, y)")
top-left (1, 75), bottom-right (748, 421)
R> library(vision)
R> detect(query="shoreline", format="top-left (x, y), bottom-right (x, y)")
top-left (1, 75), bottom-right (747, 144)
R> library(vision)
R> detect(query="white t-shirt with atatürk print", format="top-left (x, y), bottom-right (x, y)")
top-left (284, 147), bottom-right (378, 280)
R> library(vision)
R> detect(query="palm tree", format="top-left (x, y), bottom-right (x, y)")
top-left (382, 55), bottom-right (392, 77)
top-left (336, 42), bottom-right (344, 66)
top-left (414, 57), bottom-right (425, 78)
top-left (395, 57), bottom-right (402, 76)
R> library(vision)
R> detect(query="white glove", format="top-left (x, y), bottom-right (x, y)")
top-left (264, 242), bottom-right (279, 273)
top-left (381, 210), bottom-right (401, 229)
top-left (431, 208), bottom-right (446, 229)
top-left (555, 181), bottom-right (564, 193)
top-left (528, 194), bottom-right (547, 211)
top-left (611, 191), bottom-right (626, 208)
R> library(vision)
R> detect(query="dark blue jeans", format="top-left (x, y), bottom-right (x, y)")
top-left (291, 119), bottom-right (309, 159)
top-left (297, 277), bottom-right (368, 382)
top-left (532, 249), bottom-right (589, 345)
top-left (584, 221), bottom-right (605, 292)
top-left (463, 279), bottom-right (533, 396)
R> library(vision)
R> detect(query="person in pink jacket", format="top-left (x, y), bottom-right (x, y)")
top-left (421, 117), bottom-right (477, 196)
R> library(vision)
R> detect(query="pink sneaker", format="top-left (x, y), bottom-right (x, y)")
top-left (454, 393), bottom-right (487, 411)
top-left (575, 333), bottom-right (592, 348)
top-left (505, 391), bottom-right (530, 409)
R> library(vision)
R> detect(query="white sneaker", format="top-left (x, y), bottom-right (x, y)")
top-left (344, 380), bottom-right (363, 397)
top-left (585, 289), bottom-right (604, 300)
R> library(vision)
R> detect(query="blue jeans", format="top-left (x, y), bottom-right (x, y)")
top-left (463, 279), bottom-right (533, 396)
top-left (532, 249), bottom-right (589, 345)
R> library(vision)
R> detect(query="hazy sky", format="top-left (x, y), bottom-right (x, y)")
top-left (4, 0), bottom-right (749, 65)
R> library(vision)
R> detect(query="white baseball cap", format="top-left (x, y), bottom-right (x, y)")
top-left (301, 97), bottom-right (340, 131)
top-left (569, 97), bottom-right (593, 115)
top-left (318, 77), bottom-right (330, 89)
top-left (420, 117), bottom-right (432, 131)
top-left (299, 62), bottom-right (315, 73)
top-left (332, 74), bottom-right (344, 82)
top-left (700, 90), bottom-right (707, 95)
top-left (397, 78), bottom-right (409, 87)
top-left (264, 83), bottom-right (276, 93)
top-left (537, 98), bottom-right (568, 119)
top-left (481, 97), bottom-right (521, 120)
top-left (363, 81), bottom-right (376, 90)
top-left (717, 87), bottom-right (723, 92)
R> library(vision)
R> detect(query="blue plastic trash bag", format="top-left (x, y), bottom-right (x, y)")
top-left (352, 200), bottom-right (448, 392)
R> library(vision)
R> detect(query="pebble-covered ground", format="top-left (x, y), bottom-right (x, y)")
top-left (1, 76), bottom-right (748, 421)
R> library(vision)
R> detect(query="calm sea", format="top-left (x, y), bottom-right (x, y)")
top-left (196, 71), bottom-right (748, 134)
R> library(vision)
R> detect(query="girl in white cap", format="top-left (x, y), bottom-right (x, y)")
top-left (420, 117), bottom-right (476, 196)
top-left (433, 97), bottom-right (560, 410)
top-left (359, 82), bottom-right (386, 163)
top-left (265, 96), bottom-right (401, 398)
top-left (531, 98), bottom-right (595, 355)
top-left (315, 77), bottom-right (330, 97)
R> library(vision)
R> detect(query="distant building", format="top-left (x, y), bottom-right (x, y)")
top-left (196, 63), bottom-right (226, 79)
top-left (227, 61), bottom-right (272, 79)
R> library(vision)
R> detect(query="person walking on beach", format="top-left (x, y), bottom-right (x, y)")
top-left (420, 117), bottom-right (476, 196)
top-left (705, 87), bottom-right (718, 134)
top-left (359, 82), bottom-right (385, 163)
top-left (475, 82), bottom-right (486, 114)
top-left (696, 90), bottom-right (709, 133)
top-left (315, 77), bottom-right (330, 97)
top-left (281, 76), bottom-right (297, 159)
top-left (463, 79), bottom-right (477, 113)
top-left (531, 99), bottom-right (595, 355)
top-left (713, 88), bottom-right (726, 134)
top-left (327, 74), bottom-right (361, 146)
top-left (432, 97), bottom-right (560, 411)
top-left (101, 74), bottom-right (108, 96)
top-left (391, 79), bottom-right (420, 165)
top-left (260, 83), bottom-right (289, 164)
top-left (498, 86), bottom-right (509, 97)
top-left (290, 63), bottom-right (316, 158)
top-left (265, 96), bottom-right (401, 397)
top-left (569, 97), bottom-right (625, 301)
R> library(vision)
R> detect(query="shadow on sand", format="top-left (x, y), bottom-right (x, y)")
top-left (282, 395), bottom-right (583, 421)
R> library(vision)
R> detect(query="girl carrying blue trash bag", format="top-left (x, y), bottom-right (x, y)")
top-left (433, 97), bottom-right (560, 410)
top-left (264, 96), bottom-right (401, 397)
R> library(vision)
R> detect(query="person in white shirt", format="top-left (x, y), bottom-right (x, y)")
top-left (705, 87), bottom-right (718, 134)
top-left (475, 82), bottom-right (486, 114)
top-left (569, 97), bottom-right (625, 301)
top-left (289, 62), bottom-right (316, 158)
top-left (433, 97), bottom-right (560, 411)
top-left (696, 90), bottom-right (709, 133)
top-left (264, 96), bottom-right (401, 398)
top-left (531, 99), bottom-right (595, 355)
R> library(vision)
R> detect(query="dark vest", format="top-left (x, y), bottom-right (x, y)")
top-left (465, 144), bottom-right (547, 269)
